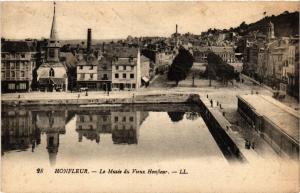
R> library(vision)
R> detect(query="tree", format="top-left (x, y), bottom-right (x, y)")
top-left (206, 52), bottom-right (239, 85)
top-left (167, 47), bottom-right (194, 85)
top-left (167, 112), bottom-right (185, 122)
top-left (185, 112), bottom-right (200, 121)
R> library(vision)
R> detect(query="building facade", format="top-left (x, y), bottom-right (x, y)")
top-left (1, 40), bottom-right (37, 92)
top-left (111, 47), bottom-right (141, 91)
top-left (193, 46), bottom-right (236, 63)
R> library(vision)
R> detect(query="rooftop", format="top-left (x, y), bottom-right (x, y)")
top-left (1, 41), bottom-right (37, 53)
top-left (237, 94), bottom-right (299, 144)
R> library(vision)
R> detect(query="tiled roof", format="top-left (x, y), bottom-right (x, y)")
top-left (106, 47), bottom-right (138, 58)
top-left (1, 41), bottom-right (37, 53)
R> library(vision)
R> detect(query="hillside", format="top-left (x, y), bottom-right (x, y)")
top-left (245, 11), bottom-right (299, 37)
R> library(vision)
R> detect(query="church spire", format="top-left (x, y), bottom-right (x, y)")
top-left (50, 2), bottom-right (58, 40)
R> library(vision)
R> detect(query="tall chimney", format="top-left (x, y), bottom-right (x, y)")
top-left (87, 28), bottom-right (92, 52)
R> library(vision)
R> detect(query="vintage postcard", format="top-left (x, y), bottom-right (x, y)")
top-left (1, 1), bottom-right (299, 193)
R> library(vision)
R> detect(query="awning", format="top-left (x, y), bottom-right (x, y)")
top-left (38, 78), bottom-right (65, 85)
top-left (50, 78), bottom-right (65, 85)
top-left (142, 76), bottom-right (149, 83)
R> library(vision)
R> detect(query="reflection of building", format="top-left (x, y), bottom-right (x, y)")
top-left (75, 110), bottom-right (148, 144)
top-left (1, 110), bottom-right (40, 152)
top-left (76, 111), bottom-right (112, 143)
top-left (37, 2), bottom-right (68, 92)
top-left (35, 110), bottom-right (67, 167)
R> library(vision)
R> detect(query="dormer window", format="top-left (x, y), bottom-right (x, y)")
top-left (49, 68), bottom-right (55, 77)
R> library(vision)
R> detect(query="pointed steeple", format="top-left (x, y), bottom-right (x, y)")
top-left (50, 2), bottom-right (58, 40)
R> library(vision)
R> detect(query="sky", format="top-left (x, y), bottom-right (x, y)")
top-left (1, 1), bottom-right (299, 40)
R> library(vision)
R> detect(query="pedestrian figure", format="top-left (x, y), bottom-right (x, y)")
top-left (31, 140), bottom-right (35, 152)
top-left (245, 140), bottom-right (251, 149)
top-left (217, 101), bottom-right (219, 106)
top-left (207, 94), bottom-right (208, 98)
top-left (210, 99), bottom-right (213, 107)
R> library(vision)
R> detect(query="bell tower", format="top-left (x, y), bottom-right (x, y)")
top-left (46, 2), bottom-right (61, 62)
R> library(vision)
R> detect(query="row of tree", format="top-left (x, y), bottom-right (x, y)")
top-left (205, 52), bottom-right (239, 86)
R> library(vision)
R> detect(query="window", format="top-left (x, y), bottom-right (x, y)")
top-left (79, 66), bottom-right (83, 70)
top-left (20, 62), bottom-right (24, 69)
top-left (16, 61), bottom-right (20, 69)
top-left (11, 62), bottom-right (15, 69)
top-left (122, 116), bottom-right (126, 122)
top-left (103, 74), bottom-right (108, 80)
top-left (103, 116), bottom-right (107, 122)
top-left (19, 83), bottom-right (26, 90)
top-left (102, 65), bottom-right (107, 70)
top-left (1, 71), bottom-right (5, 78)
top-left (126, 83), bottom-right (130, 88)
top-left (123, 66), bottom-right (126, 70)
top-left (115, 73), bottom-right (119, 78)
top-left (80, 116), bottom-right (84, 122)
top-left (132, 84), bottom-right (136, 89)
top-left (21, 71), bottom-right (25, 77)
top-left (114, 117), bottom-right (118, 122)
top-left (89, 115), bottom-right (93, 121)
top-left (89, 125), bottom-right (93, 130)
top-left (89, 66), bottom-right (93, 70)
top-left (79, 125), bottom-right (82, 130)
top-left (131, 66), bottom-right (134, 70)
top-left (116, 66), bottom-right (119, 70)
top-left (8, 83), bottom-right (15, 90)
top-left (21, 54), bottom-right (25, 58)
top-left (122, 73), bottom-right (126, 78)
top-left (90, 74), bottom-right (94, 79)
top-left (122, 125), bottom-right (126, 130)
top-left (80, 73), bottom-right (85, 79)
top-left (11, 71), bottom-right (15, 78)
top-left (1, 54), bottom-right (5, 58)
top-left (49, 49), bottom-right (55, 58)
top-left (130, 74), bottom-right (134, 79)
top-left (49, 68), bottom-right (55, 77)
top-left (129, 117), bottom-right (134, 122)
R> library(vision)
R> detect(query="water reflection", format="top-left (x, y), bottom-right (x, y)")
top-left (1, 107), bottom-right (152, 166)
top-left (76, 111), bottom-right (149, 144)
top-left (2, 105), bottom-right (227, 168)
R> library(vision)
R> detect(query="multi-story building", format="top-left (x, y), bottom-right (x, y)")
top-left (37, 3), bottom-right (68, 92)
top-left (256, 38), bottom-right (295, 85)
top-left (111, 47), bottom-right (141, 91)
top-left (76, 54), bottom-right (99, 90)
top-left (193, 46), bottom-right (236, 63)
top-left (1, 40), bottom-right (38, 92)
top-left (97, 54), bottom-right (112, 91)
top-left (154, 51), bottom-right (174, 74)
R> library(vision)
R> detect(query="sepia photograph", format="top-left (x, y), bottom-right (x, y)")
top-left (1, 1), bottom-right (299, 193)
